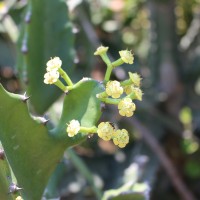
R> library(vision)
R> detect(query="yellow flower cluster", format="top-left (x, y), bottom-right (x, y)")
top-left (106, 81), bottom-right (123, 98)
top-left (66, 120), bottom-right (80, 137)
top-left (97, 122), bottom-right (129, 148)
top-left (44, 57), bottom-right (62, 84)
top-left (97, 122), bottom-right (115, 141)
top-left (113, 129), bottom-right (129, 148)
top-left (118, 98), bottom-right (136, 117)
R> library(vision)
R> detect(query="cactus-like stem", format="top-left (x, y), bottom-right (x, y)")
top-left (0, 79), bottom-right (104, 199)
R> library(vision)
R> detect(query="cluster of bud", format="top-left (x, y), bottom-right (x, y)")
top-left (95, 46), bottom-right (143, 118)
top-left (45, 46), bottom-right (143, 149)
top-left (66, 121), bottom-right (129, 148)
top-left (44, 57), bottom-right (62, 84)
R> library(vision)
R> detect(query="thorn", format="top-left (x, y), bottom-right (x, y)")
top-left (43, 119), bottom-right (49, 126)
top-left (22, 92), bottom-right (30, 102)
top-left (87, 134), bottom-right (94, 139)
top-left (0, 149), bottom-right (5, 160)
top-left (23, 96), bottom-right (30, 102)
top-left (21, 38), bottom-right (28, 54)
top-left (109, 121), bottom-right (116, 129)
top-left (100, 81), bottom-right (104, 85)
top-left (8, 183), bottom-right (23, 194)
top-left (24, 10), bottom-right (32, 23)
top-left (100, 103), bottom-right (106, 112)
top-left (32, 116), bottom-right (49, 125)
top-left (65, 91), bottom-right (69, 95)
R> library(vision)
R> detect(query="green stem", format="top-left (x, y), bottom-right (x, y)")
top-left (58, 68), bottom-right (73, 86)
top-left (120, 79), bottom-right (132, 87)
top-left (54, 79), bottom-right (68, 92)
top-left (111, 58), bottom-right (124, 68)
top-left (99, 53), bottom-right (113, 82)
top-left (96, 91), bottom-right (108, 98)
top-left (100, 53), bottom-right (111, 65)
top-left (104, 59), bottom-right (124, 82)
top-left (80, 126), bottom-right (97, 134)
top-left (104, 65), bottom-right (113, 82)
top-left (98, 97), bottom-right (120, 105)
top-left (126, 92), bottom-right (136, 100)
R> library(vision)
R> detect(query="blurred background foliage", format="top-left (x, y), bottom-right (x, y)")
top-left (1, 0), bottom-right (200, 199)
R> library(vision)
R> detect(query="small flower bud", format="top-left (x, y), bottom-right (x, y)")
top-left (44, 70), bottom-right (59, 84)
top-left (97, 122), bottom-right (115, 141)
top-left (46, 57), bottom-right (62, 71)
top-left (128, 72), bottom-right (142, 87)
top-left (132, 87), bottom-right (143, 101)
top-left (119, 50), bottom-right (134, 64)
top-left (66, 120), bottom-right (80, 137)
top-left (94, 46), bottom-right (109, 56)
top-left (113, 129), bottom-right (129, 148)
top-left (106, 81), bottom-right (123, 98)
top-left (124, 86), bottom-right (143, 101)
top-left (118, 98), bottom-right (136, 117)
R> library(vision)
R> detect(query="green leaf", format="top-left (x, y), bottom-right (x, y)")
top-left (0, 79), bottom-right (103, 200)
top-left (17, 0), bottom-right (75, 114)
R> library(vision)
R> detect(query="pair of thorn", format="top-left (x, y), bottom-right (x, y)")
top-left (8, 183), bottom-right (23, 194)
top-left (22, 92), bottom-right (30, 103)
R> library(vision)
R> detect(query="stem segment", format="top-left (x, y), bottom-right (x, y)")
top-left (80, 126), bottom-right (97, 134)
top-left (54, 80), bottom-right (68, 92)
top-left (58, 68), bottom-right (73, 86)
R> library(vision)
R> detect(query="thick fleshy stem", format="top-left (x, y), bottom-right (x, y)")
top-left (58, 68), bottom-right (73, 86)
top-left (54, 79), bottom-right (68, 92)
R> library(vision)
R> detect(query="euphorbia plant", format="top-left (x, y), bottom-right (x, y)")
top-left (44, 46), bottom-right (142, 148)
top-left (0, 46), bottom-right (142, 200)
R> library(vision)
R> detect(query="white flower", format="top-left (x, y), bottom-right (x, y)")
top-left (46, 57), bottom-right (62, 71)
top-left (66, 120), bottom-right (80, 137)
top-left (44, 70), bottom-right (59, 84)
